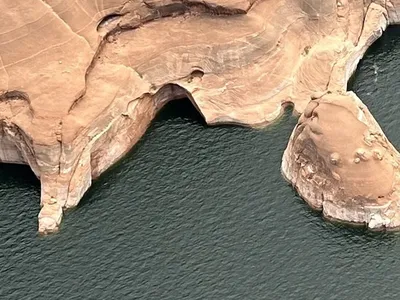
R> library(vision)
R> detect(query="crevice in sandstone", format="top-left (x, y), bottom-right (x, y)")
top-left (180, 0), bottom-right (248, 15)
top-left (0, 91), bottom-right (30, 103)
top-left (97, 14), bottom-right (124, 32)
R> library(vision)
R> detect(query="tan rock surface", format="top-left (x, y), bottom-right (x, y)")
top-left (282, 92), bottom-right (400, 229)
top-left (0, 0), bottom-right (399, 233)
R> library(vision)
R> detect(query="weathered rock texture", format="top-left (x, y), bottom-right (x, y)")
top-left (0, 0), bottom-right (399, 233)
top-left (282, 92), bottom-right (400, 229)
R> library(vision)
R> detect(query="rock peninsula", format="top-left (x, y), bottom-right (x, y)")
top-left (0, 0), bottom-right (399, 233)
top-left (282, 92), bottom-right (400, 229)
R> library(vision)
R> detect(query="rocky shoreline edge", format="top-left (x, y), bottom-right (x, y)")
top-left (0, 1), bottom-right (399, 233)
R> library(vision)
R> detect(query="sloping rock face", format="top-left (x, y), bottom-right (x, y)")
top-left (0, 0), bottom-right (399, 233)
top-left (282, 93), bottom-right (400, 229)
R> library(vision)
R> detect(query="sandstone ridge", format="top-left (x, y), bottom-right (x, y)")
top-left (0, 0), bottom-right (399, 233)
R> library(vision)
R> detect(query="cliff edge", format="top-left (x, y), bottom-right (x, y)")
top-left (0, 0), bottom-right (399, 233)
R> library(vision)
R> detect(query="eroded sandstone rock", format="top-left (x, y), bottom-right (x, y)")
top-left (0, 0), bottom-right (399, 233)
top-left (282, 92), bottom-right (400, 229)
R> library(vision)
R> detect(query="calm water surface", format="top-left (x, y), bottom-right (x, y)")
top-left (2, 27), bottom-right (400, 300)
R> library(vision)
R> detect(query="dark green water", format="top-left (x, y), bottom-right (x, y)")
top-left (2, 27), bottom-right (400, 300)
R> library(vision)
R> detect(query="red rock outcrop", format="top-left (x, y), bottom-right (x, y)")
top-left (282, 92), bottom-right (400, 229)
top-left (0, 0), bottom-right (399, 233)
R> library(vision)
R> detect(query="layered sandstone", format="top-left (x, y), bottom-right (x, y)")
top-left (282, 93), bottom-right (400, 229)
top-left (0, 0), bottom-right (399, 233)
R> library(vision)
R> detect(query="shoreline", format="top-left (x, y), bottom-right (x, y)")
top-left (0, 0), bottom-right (399, 233)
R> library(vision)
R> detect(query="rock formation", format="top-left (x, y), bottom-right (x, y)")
top-left (282, 92), bottom-right (400, 229)
top-left (0, 0), bottom-right (399, 233)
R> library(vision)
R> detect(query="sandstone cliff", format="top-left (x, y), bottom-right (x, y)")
top-left (0, 0), bottom-right (399, 233)
top-left (282, 92), bottom-right (400, 229)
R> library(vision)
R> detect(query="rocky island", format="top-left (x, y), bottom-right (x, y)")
top-left (0, 0), bottom-right (400, 233)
